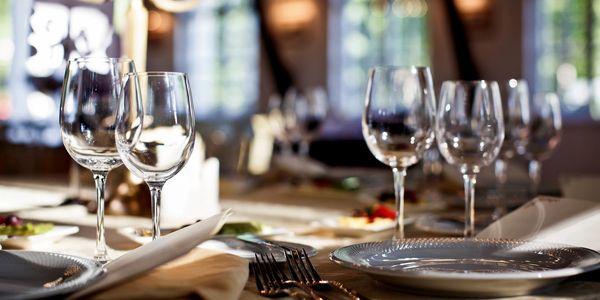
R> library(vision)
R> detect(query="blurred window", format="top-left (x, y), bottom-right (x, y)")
top-left (4, 0), bottom-right (118, 146)
top-left (535, 0), bottom-right (600, 120)
top-left (174, 0), bottom-right (259, 120)
top-left (328, 0), bottom-right (430, 120)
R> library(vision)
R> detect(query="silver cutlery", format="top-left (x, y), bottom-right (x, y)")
top-left (253, 252), bottom-right (322, 299)
top-left (286, 248), bottom-right (368, 300)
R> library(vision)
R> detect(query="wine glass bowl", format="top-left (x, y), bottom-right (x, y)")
top-left (524, 92), bottom-right (562, 195)
top-left (362, 66), bottom-right (436, 239)
top-left (436, 80), bottom-right (504, 237)
top-left (116, 71), bottom-right (195, 240)
top-left (296, 87), bottom-right (328, 156)
top-left (60, 57), bottom-right (136, 261)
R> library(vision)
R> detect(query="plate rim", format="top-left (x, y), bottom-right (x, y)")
top-left (329, 238), bottom-right (600, 281)
top-left (0, 250), bottom-right (105, 299)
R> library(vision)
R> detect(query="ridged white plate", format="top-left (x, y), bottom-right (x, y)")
top-left (330, 238), bottom-right (600, 297)
top-left (0, 250), bottom-right (104, 299)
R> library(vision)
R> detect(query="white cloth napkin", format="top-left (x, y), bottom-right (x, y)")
top-left (69, 210), bottom-right (231, 299)
top-left (477, 196), bottom-right (600, 251)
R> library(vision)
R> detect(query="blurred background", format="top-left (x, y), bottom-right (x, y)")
top-left (0, 0), bottom-right (598, 190)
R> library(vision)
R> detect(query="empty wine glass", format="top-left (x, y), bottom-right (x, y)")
top-left (491, 79), bottom-right (530, 219)
top-left (495, 79), bottom-right (530, 185)
top-left (524, 92), bottom-right (562, 196)
top-left (436, 80), bottom-right (504, 237)
top-left (363, 66), bottom-right (436, 240)
top-left (296, 87), bottom-right (328, 157)
top-left (116, 72), bottom-right (195, 240)
top-left (267, 93), bottom-right (293, 156)
top-left (60, 57), bottom-right (136, 261)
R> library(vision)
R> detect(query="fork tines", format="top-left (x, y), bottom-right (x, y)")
top-left (285, 248), bottom-right (321, 284)
top-left (253, 252), bottom-right (322, 299)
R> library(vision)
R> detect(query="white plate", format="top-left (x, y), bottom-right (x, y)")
top-left (312, 216), bottom-right (414, 237)
top-left (330, 238), bottom-right (600, 297)
top-left (0, 250), bottom-right (104, 299)
top-left (118, 225), bottom-right (291, 245)
top-left (0, 226), bottom-right (80, 249)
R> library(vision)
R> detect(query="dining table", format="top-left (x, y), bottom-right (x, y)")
top-left (2, 169), bottom-right (600, 300)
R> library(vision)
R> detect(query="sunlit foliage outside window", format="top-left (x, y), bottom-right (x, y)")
top-left (328, 0), bottom-right (429, 120)
top-left (175, 0), bottom-right (259, 120)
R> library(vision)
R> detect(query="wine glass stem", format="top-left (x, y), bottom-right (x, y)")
top-left (392, 167), bottom-right (407, 240)
top-left (495, 159), bottom-right (507, 186)
top-left (529, 160), bottom-right (541, 196)
top-left (463, 173), bottom-right (477, 237)
top-left (92, 170), bottom-right (109, 262)
top-left (299, 139), bottom-right (310, 157)
top-left (148, 182), bottom-right (165, 240)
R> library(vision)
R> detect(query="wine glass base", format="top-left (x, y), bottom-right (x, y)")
top-left (93, 251), bottom-right (110, 263)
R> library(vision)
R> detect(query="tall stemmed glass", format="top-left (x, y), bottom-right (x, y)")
top-left (436, 81), bottom-right (504, 237)
top-left (362, 66), bottom-right (436, 240)
top-left (296, 87), bottom-right (328, 157)
top-left (524, 93), bottom-right (562, 196)
top-left (60, 57), bottom-right (136, 261)
top-left (495, 79), bottom-right (530, 185)
top-left (116, 72), bottom-right (195, 240)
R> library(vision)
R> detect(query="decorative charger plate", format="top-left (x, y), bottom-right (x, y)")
top-left (0, 250), bottom-right (104, 300)
top-left (330, 238), bottom-right (600, 297)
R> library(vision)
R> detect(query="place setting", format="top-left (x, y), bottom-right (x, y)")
top-left (3, 1), bottom-right (600, 299)
top-left (321, 66), bottom-right (600, 298)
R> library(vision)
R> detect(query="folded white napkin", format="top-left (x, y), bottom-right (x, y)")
top-left (69, 210), bottom-right (231, 299)
top-left (478, 196), bottom-right (600, 251)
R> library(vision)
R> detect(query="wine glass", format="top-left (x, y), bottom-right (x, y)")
top-left (296, 87), bottom-right (328, 157)
top-left (362, 66), bottom-right (436, 240)
top-left (495, 79), bottom-right (530, 185)
top-left (492, 79), bottom-right (530, 219)
top-left (116, 72), bottom-right (196, 240)
top-left (60, 57), bottom-right (136, 261)
top-left (267, 93), bottom-right (293, 156)
top-left (524, 92), bottom-right (562, 196)
top-left (436, 80), bottom-right (504, 237)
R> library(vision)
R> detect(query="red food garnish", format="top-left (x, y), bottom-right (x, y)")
top-left (351, 204), bottom-right (396, 222)
top-left (372, 205), bottom-right (396, 219)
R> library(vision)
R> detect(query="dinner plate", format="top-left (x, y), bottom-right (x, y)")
top-left (0, 250), bottom-right (104, 300)
top-left (330, 238), bottom-right (600, 297)
top-left (0, 226), bottom-right (80, 249)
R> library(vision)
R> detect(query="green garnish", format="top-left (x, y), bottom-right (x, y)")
top-left (218, 222), bottom-right (263, 235)
top-left (0, 223), bottom-right (54, 236)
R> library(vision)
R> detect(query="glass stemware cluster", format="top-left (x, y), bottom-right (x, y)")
top-left (363, 66), bottom-right (502, 238)
top-left (364, 69), bottom-right (563, 238)
top-left (60, 57), bottom-right (195, 261)
top-left (268, 87), bottom-right (328, 157)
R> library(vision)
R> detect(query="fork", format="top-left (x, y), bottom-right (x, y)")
top-left (286, 249), bottom-right (368, 300)
top-left (253, 252), bottom-right (322, 299)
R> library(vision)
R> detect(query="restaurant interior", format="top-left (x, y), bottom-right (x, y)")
top-left (1, 0), bottom-right (600, 299)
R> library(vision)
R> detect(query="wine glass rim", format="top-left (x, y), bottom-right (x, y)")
top-left (70, 56), bottom-right (133, 63)
top-left (124, 71), bottom-right (187, 78)
top-left (370, 65), bottom-right (431, 71)
top-left (444, 80), bottom-right (499, 84)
